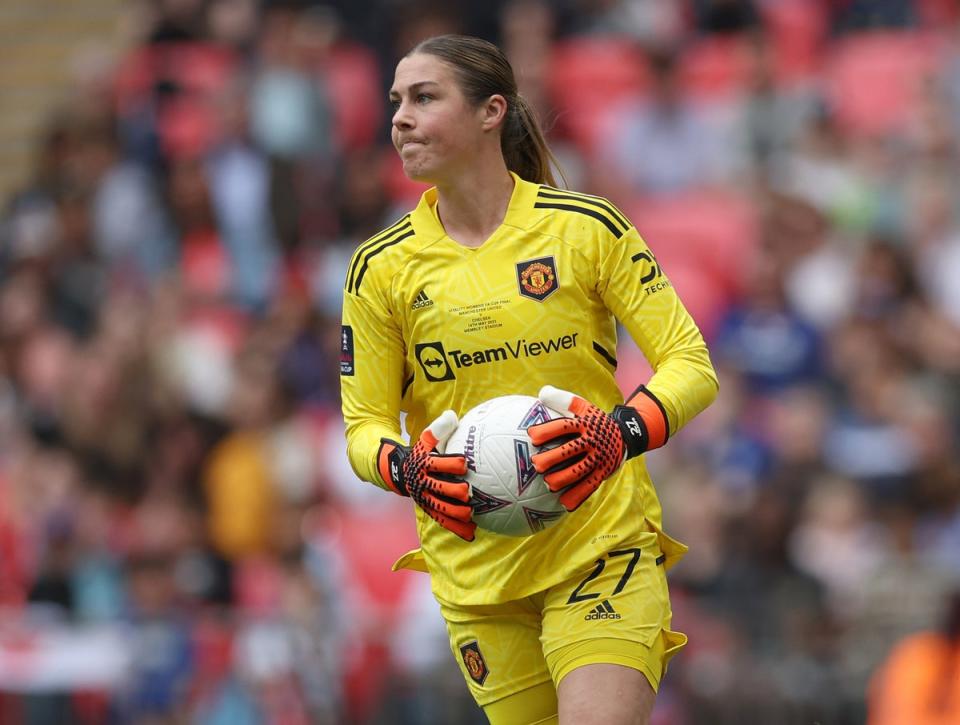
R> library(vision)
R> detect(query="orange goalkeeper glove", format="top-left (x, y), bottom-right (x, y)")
top-left (377, 411), bottom-right (476, 541)
top-left (527, 385), bottom-right (669, 511)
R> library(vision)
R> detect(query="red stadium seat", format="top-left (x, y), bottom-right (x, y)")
top-left (319, 42), bottom-right (383, 152)
top-left (917, 0), bottom-right (960, 27)
top-left (382, 149), bottom-right (430, 206)
top-left (546, 36), bottom-right (650, 151)
top-left (825, 31), bottom-right (945, 137)
top-left (234, 556), bottom-right (284, 616)
top-left (759, 0), bottom-right (828, 85)
top-left (114, 42), bottom-right (239, 159)
top-left (319, 505), bottom-right (420, 616)
top-left (678, 36), bottom-right (754, 103)
top-left (626, 191), bottom-right (759, 338)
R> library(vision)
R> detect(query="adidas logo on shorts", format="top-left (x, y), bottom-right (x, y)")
top-left (584, 599), bottom-right (622, 621)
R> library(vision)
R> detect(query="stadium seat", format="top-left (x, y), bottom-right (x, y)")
top-left (382, 149), bottom-right (430, 206)
top-left (319, 42), bottom-right (383, 152)
top-left (758, 0), bottom-right (828, 85)
top-left (917, 0), bottom-right (960, 27)
top-left (678, 36), bottom-right (754, 103)
top-left (825, 31), bottom-right (945, 137)
top-left (546, 36), bottom-right (650, 152)
top-left (320, 505), bottom-right (420, 617)
top-left (114, 42), bottom-right (239, 159)
top-left (626, 191), bottom-right (759, 338)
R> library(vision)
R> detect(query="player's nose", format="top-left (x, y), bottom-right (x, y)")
top-left (392, 100), bottom-right (414, 130)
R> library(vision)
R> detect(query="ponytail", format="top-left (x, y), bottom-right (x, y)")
top-left (502, 95), bottom-right (561, 187)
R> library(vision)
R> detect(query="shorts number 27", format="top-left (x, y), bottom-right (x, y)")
top-left (567, 548), bottom-right (642, 605)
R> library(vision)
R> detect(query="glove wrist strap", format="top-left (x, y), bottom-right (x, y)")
top-left (611, 405), bottom-right (648, 461)
top-left (377, 439), bottom-right (410, 496)
top-left (624, 384), bottom-right (670, 451)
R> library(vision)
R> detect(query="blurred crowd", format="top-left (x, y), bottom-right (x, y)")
top-left (1, 0), bottom-right (959, 723)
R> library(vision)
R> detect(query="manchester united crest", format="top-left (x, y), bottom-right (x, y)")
top-left (516, 256), bottom-right (558, 301)
top-left (459, 640), bottom-right (489, 686)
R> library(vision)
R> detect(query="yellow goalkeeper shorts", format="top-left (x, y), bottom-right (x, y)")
top-left (436, 521), bottom-right (687, 721)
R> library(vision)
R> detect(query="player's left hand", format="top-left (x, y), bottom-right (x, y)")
top-left (527, 385), bottom-right (650, 511)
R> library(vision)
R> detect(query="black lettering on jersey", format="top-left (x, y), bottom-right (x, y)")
top-left (340, 325), bottom-right (354, 376)
top-left (417, 333), bottom-right (580, 382)
top-left (447, 333), bottom-right (578, 370)
top-left (630, 250), bottom-right (662, 285)
top-left (415, 342), bottom-right (455, 382)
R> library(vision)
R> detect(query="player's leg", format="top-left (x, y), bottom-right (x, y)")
top-left (556, 662), bottom-right (655, 725)
top-left (437, 594), bottom-right (558, 724)
top-left (541, 524), bottom-right (686, 725)
top-left (483, 680), bottom-right (558, 725)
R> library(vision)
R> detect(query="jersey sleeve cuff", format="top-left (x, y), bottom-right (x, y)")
top-left (625, 384), bottom-right (670, 451)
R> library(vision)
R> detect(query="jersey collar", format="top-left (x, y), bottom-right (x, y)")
top-left (411, 172), bottom-right (541, 243)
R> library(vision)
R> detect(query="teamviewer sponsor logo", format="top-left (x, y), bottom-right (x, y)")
top-left (414, 333), bottom-right (579, 383)
top-left (584, 600), bottom-right (622, 621)
top-left (415, 341), bottom-right (455, 382)
top-left (447, 333), bottom-right (579, 369)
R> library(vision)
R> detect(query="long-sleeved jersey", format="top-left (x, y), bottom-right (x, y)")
top-left (340, 173), bottom-right (718, 605)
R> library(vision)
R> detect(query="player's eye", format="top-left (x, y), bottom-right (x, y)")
top-left (389, 98), bottom-right (401, 111)
top-left (416, 93), bottom-right (432, 104)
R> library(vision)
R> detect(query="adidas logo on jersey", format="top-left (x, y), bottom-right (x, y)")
top-left (584, 600), bottom-right (622, 621)
top-left (412, 289), bottom-right (434, 310)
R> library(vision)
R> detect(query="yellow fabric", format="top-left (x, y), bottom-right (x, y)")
top-left (341, 173), bottom-right (717, 604)
top-left (203, 431), bottom-right (275, 558)
top-left (437, 520), bottom-right (683, 710)
top-left (483, 681), bottom-right (558, 725)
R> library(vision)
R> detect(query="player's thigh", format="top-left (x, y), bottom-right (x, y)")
top-left (540, 530), bottom-right (687, 699)
top-left (557, 663), bottom-right (655, 725)
top-left (437, 595), bottom-right (557, 722)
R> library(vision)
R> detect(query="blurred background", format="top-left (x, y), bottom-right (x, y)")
top-left (1, 0), bottom-right (960, 723)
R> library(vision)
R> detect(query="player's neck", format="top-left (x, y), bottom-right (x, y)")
top-left (435, 164), bottom-right (514, 248)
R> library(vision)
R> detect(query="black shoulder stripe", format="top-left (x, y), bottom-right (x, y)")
top-left (352, 229), bottom-right (415, 295)
top-left (346, 216), bottom-right (411, 293)
top-left (592, 341), bottom-right (618, 370)
top-left (347, 216), bottom-right (411, 292)
top-left (538, 187), bottom-right (630, 231)
top-left (534, 202), bottom-right (623, 238)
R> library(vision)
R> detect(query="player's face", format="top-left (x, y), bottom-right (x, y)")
top-left (389, 53), bottom-right (486, 184)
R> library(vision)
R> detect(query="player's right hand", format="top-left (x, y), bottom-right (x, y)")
top-left (378, 411), bottom-right (477, 541)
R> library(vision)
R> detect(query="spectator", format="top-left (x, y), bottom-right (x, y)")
top-left (868, 588), bottom-right (960, 724)
top-left (595, 47), bottom-right (733, 195)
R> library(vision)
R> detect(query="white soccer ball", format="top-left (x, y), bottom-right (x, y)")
top-left (443, 395), bottom-right (568, 537)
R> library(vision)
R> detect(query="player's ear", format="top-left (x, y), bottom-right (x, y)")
top-left (480, 94), bottom-right (508, 132)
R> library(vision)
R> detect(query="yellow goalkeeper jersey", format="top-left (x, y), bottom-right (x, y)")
top-left (340, 173), bottom-right (718, 605)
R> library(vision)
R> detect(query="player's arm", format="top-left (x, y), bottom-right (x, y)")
top-left (341, 289), bottom-right (475, 540)
top-left (340, 288), bottom-right (406, 487)
top-left (600, 225), bottom-right (719, 434)
top-left (528, 224), bottom-right (718, 510)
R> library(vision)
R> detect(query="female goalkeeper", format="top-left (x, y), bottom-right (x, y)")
top-left (340, 34), bottom-right (718, 725)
